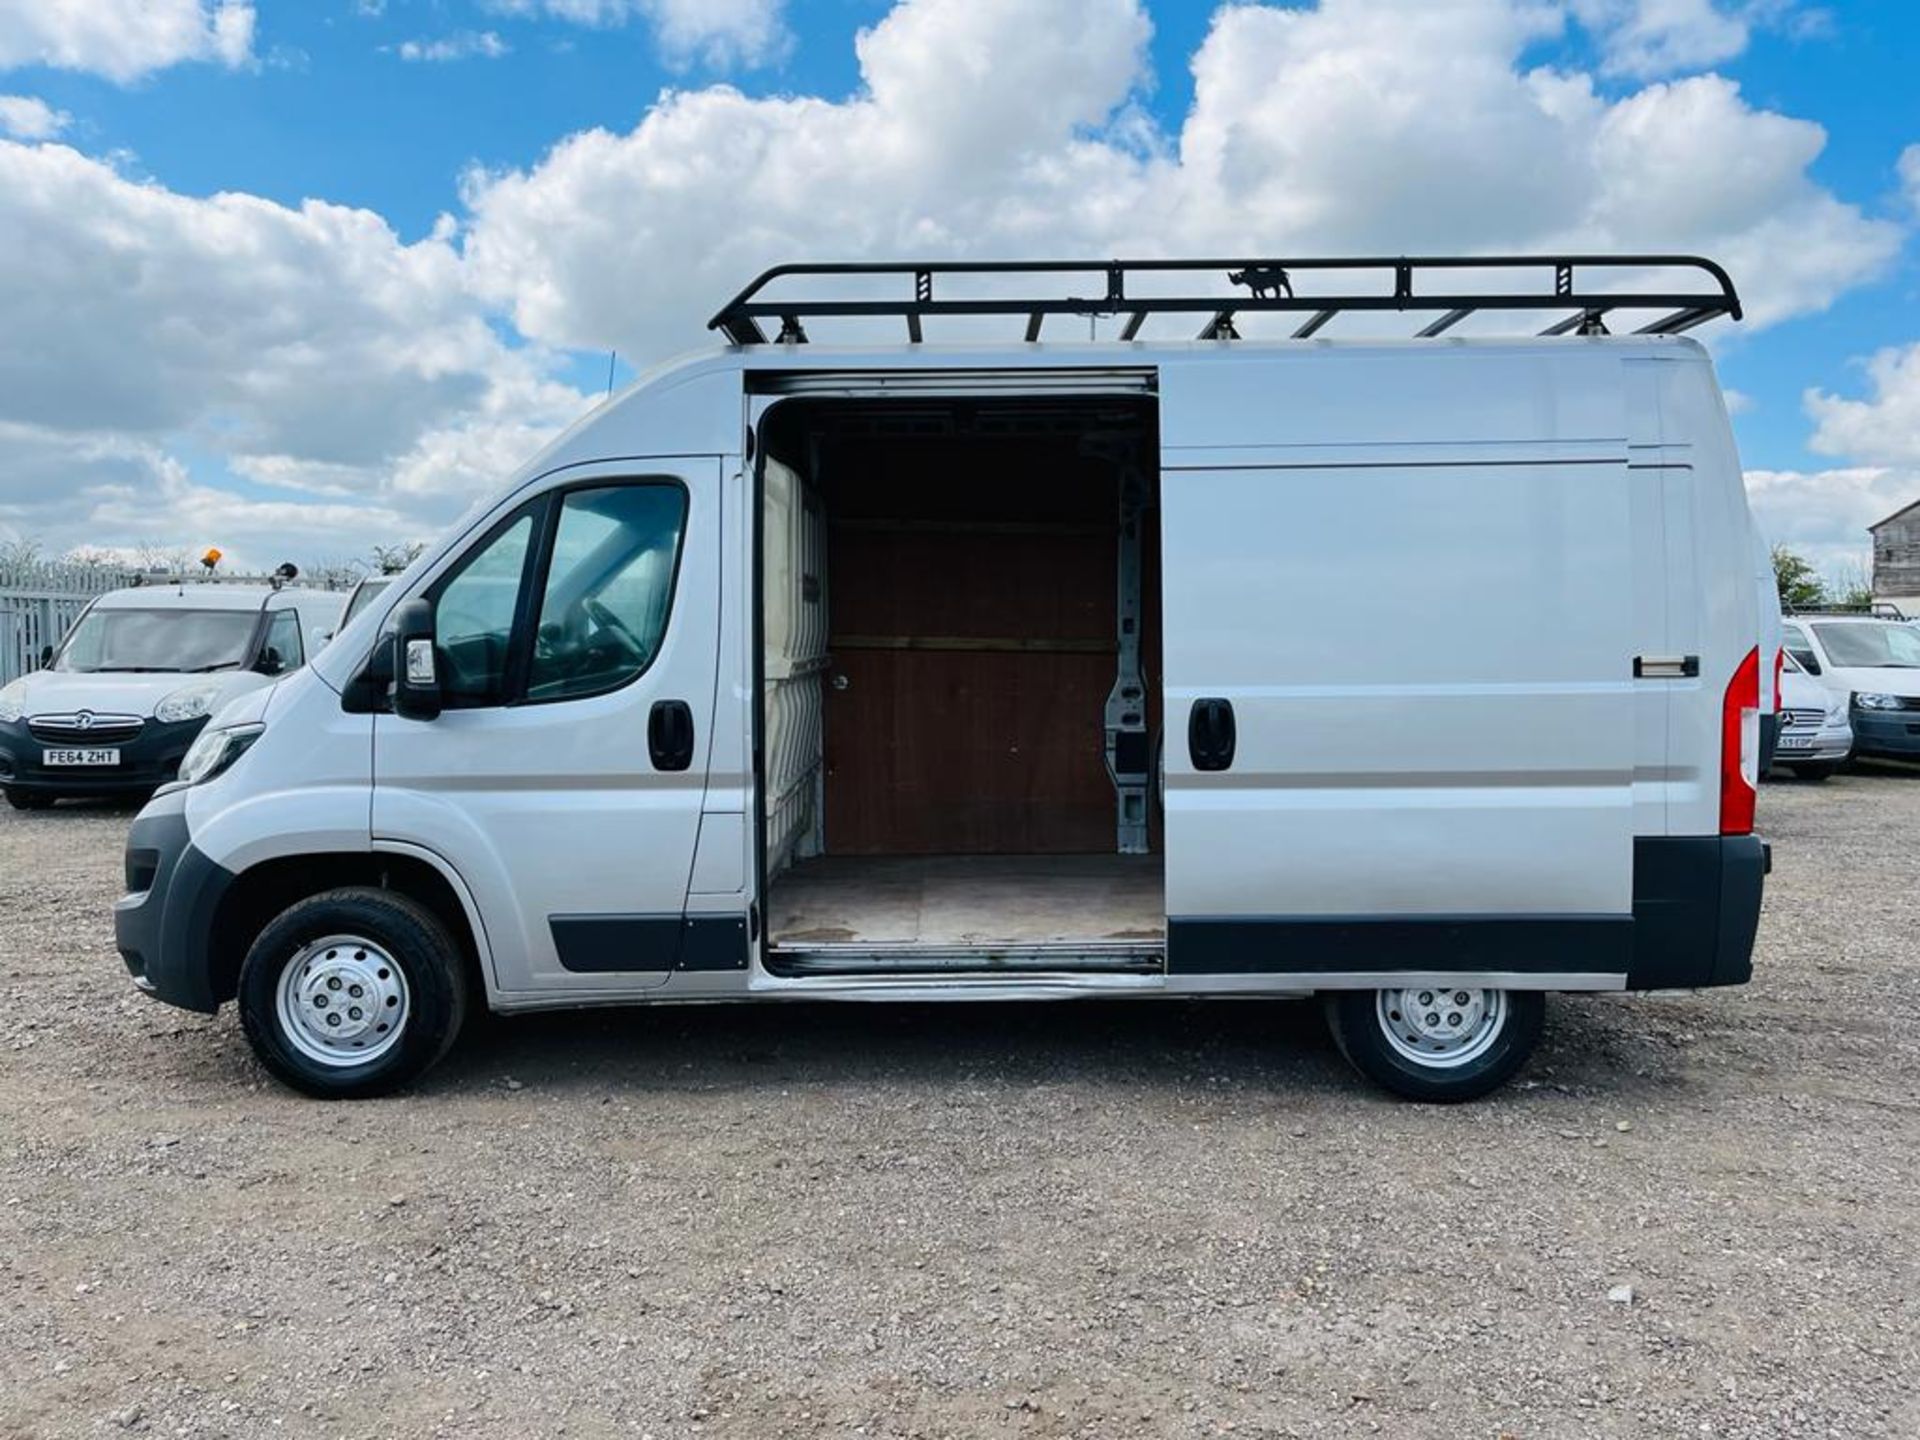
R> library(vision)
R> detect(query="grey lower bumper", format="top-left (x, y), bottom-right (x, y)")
top-left (1849, 711), bottom-right (1920, 758)
top-left (113, 791), bottom-right (234, 1014)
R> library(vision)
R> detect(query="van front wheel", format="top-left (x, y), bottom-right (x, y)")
top-left (1325, 987), bottom-right (1544, 1102)
top-left (237, 887), bottom-right (469, 1099)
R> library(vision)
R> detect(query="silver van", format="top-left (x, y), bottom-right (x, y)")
top-left (112, 257), bottom-right (1769, 1101)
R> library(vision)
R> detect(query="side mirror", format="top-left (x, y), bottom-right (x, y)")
top-left (389, 597), bottom-right (442, 721)
top-left (38, 644), bottom-right (53, 669)
top-left (254, 646), bottom-right (284, 677)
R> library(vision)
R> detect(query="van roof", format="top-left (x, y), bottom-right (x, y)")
top-left (92, 583), bottom-right (291, 612)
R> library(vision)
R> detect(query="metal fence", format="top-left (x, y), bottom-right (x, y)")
top-left (0, 562), bottom-right (358, 687)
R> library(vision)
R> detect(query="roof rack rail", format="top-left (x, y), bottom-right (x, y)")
top-left (707, 255), bottom-right (1742, 346)
top-left (1785, 602), bottom-right (1911, 620)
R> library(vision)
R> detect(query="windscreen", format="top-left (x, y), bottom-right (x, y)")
top-left (55, 608), bottom-right (257, 673)
top-left (1811, 622), bottom-right (1920, 670)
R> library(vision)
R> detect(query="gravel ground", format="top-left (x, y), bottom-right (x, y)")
top-left (2, 773), bottom-right (1917, 1440)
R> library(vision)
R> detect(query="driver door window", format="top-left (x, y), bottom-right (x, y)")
top-left (526, 484), bottom-right (688, 702)
top-left (261, 608), bottom-right (304, 673)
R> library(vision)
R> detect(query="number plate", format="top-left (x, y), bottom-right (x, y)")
top-left (1776, 734), bottom-right (1815, 751)
top-left (43, 748), bottom-right (121, 767)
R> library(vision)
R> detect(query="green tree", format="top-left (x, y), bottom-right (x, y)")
top-left (1772, 545), bottom-right (1825, 610)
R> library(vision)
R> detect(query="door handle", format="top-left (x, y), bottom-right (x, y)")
top-left (1187, 697), bottom-right (1236, 772)
top-left (1633, 654), bottom-right (1699, 679)
top-left (648, 700), bottom-right (695, 772)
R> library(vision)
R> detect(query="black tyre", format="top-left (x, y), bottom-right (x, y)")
top-left (237, 886), bottom-right (470, 1099)
top-left (4, 788), bottom-right (53, 811)
top-left (1325, 987), bottom-right (1545, 1102)
top-left (1784, 761), bottom-right (1839, 782)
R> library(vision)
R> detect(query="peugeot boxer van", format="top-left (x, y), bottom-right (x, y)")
top-left (1, 579), bottom-right (344, 807)
top-left (112, 257), bottom-right (1769, 1102)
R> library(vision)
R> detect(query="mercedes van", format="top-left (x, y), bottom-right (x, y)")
top-left (1770, 650), bottom-right (1851, 779)
top-left (1, 579), bottom-right (344, 808)
top-left (112, 257), bottom-right (1769, 1102)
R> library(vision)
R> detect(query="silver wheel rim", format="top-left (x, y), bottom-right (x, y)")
top-left (1375, 987), bottom-right (1507, 1069)
top-left (274, 934), bottom-right (410, 1068)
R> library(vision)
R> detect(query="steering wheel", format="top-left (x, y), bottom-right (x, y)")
top-left (584, 599), bottom-right (646, 661)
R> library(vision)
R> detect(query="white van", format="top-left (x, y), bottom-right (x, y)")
top-left (1, 579), bottom-right (344, 808)
top-left (111, 257), bottom-right (1769, 1102)
top-left (1781, 613), bottom-right (1920, 761)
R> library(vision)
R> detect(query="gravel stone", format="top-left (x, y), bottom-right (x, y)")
top-left (1, 773), bottom-right (1918, 1437)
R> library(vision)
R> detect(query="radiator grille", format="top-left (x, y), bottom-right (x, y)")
top-left (27, 713), bottom-right (145, 745)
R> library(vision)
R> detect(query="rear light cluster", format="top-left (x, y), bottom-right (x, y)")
top-left (1721, 646), bottom-right (1760, 836)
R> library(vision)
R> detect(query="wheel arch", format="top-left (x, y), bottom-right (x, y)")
top-left (208, 849), bottom-right (490, 1010)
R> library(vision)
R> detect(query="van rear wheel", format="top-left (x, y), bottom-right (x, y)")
top-left (237, 887), bottom-right (469, 1099)
top-left (1325, 987), bottom-right (1544, 1102)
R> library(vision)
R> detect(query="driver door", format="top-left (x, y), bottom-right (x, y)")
top-left (372, 460), bottom-right (721, 995)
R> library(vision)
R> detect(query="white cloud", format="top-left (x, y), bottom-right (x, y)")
top-left (0, 0), bottom-right (254, 83)
top-left (0, 422), bottom-right (421, 569)
top-left (1744, 464), bottom-right (1906, 577)
top-left (1807, 342), bottom-right (1920, 469)
top-left (1570, 0), bottom-right (1749, 78)
top-left (396, 31), bottom-right (509, 64)
top-left (1900, 142), bottom-right (1920, 213)
top-left (1761, 337), bottom-right (1920, 582)
top-left (486, 0), bottom-right (789, 69)
top-left (0, 140), bottom-right (541, 463)
top-left (0, 139), bottom-right (591, 565)
top-left (0, 92), bottom-right (64, 138)
top-left (462, 0), bottom-right (1896, 357)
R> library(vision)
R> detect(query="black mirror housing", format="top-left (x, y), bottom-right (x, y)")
top-left (38, 644), bottom-right (53, 668)
top-left (389, 597), bottom-right (443, 721)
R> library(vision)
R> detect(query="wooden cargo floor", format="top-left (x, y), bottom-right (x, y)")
top-left (768, 854), bottom-right (1165, 947)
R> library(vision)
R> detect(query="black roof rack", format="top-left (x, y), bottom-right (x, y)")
top-left (1785, 602), bottom-right (1910, 620)
top-left (708, 255), bottom-right (1742, 346)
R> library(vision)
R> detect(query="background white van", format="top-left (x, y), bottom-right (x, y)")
top-left (1781, 614), bottom-right (1920, 762)
top-left (0, 581), bottom-right (343, 807)
top-left (110, 256), bottom-right (1768, 1103)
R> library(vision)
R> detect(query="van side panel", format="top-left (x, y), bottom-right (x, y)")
top-left (1161, 460), bottom-right (1637, 970)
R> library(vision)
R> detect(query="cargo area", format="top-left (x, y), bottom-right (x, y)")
top-left (757, 394), bottom-right (1164, 971)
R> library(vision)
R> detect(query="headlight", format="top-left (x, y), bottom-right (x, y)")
top-left (0, 680), bottom-right (25, 724)
top-left (1853, 692), bottom-right (1904, 711)
top-left (155, 681), bottom-right (224, 724)
top-left (176, 724), bottom-right (264, 787)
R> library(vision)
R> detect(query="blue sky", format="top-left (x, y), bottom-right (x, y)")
top-left (1, 0), bottom-right (1917, 577)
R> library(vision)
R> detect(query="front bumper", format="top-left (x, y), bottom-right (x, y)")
top-left (0, 715), bottom-right (208, 796)
top-left (1771, 722), bottom-right (1851, 764)
top-left (112, 790), bottom-right (235, 1014)
top-left (1849, 710), bottom-right (1920, 759)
